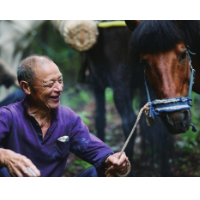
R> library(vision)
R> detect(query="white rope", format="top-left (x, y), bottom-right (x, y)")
top-left (106, 102), bottom-right (154, 177)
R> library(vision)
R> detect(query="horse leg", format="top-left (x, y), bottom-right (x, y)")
top-left (139, 83), bottom-right (174, 176)
top-left (112, 87), bottom-right (136, 165)
top-left (92, 83), bottom-right (106, 142)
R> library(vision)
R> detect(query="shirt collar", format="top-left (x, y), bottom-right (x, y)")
top-left (21, 95), bottom-right (59, 121)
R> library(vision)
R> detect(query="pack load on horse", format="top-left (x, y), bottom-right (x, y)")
top-left (125, 20), bottom-right (200, 135)
top-left (52, 20), bottom-right (99, 51)
top-left (52, 20), bottom-right (128, 52)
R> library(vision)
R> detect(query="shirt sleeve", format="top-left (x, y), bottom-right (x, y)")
top-left (69, 114), bottom-right (114, 170)
top-left (0, 107), bottom-right (12, 147)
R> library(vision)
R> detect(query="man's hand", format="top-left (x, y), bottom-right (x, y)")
top-left (104, 152), bottom-right (130, 177)
top-left (0, 149), bottom-right (40, 177)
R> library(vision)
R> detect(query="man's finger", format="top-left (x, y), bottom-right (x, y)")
top-left (21, 157), bottom-right (40, 177)
top-left (13, 169), bottom-right (23, 177)
top-left (19, 167), bottom-right (33, 177)
top-left (116, 165), bottom-right (128, 174)
top-left (107, 153), bottom-right (128, 166)
top-left (16, 166), bottom-right (40, 177)
top-left (117, 152), bottom-right (127, 165)
top-left (107, 156), bottom-right (118, 166)
top-left (30, 166), bottom-right (40, 177)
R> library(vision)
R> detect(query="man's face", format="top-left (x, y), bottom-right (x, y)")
top-left (30, 61), bottom-right (63, 109)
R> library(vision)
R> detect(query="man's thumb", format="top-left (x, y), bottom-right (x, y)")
top-left (109, 156), bottom-right (119, 165)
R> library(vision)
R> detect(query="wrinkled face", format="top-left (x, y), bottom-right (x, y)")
top-left (30, 61), bottom-right (63, 109)
top-left (140, 42), bottom-right (191, 134)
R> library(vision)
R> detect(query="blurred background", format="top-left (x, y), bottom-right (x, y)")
top-left (0, 20), bottom-right (200, 177)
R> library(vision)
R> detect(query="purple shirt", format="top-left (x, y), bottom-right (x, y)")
top-left (0, 97), bottom-right (114, 176)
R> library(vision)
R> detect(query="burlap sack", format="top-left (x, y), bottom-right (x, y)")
top-left (52, 20), bottom-right (99, 51)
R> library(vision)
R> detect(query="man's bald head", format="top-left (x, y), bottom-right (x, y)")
top-left (17, 55), bottom-right (54, 87)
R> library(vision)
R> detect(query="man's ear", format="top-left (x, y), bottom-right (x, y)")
top-left (20, 81), bottom-right (31, 95)
top-left (125, 20), bottom-right (141, 31)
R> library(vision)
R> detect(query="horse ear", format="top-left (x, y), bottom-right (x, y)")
top-left (125, 20), bottom-right (141, 31)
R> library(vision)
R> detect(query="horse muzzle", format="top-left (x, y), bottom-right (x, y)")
top-left (147, 97), bottom-right (197, 134)
top-left (160, 109), bottom-right (191, 134)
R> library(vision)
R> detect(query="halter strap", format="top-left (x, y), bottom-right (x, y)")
top-left (144, 74), bottom-right (151, 102)
top-left (187, 49), bottom-right (196, 98)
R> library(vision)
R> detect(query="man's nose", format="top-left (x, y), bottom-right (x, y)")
top-left (54, 82), bottom-right (63, 92)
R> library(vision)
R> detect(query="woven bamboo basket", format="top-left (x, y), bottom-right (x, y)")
top-left (52, 20), bottom-right (99, 51)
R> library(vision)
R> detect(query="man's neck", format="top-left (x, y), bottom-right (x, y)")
top-left (27, 99), bottom-right (52, 125)
top-left (27, 100), bottom-right (52, 138)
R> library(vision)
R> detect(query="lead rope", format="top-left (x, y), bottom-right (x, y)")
top-left (105, 102), bottom-right (151, 177)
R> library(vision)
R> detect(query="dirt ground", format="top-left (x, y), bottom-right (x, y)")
top-left (62, 99), bottom-right (200, 177)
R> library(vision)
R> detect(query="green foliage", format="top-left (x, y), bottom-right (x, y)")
top-left (60, 87), bottom-right (92, 110)
top-left (68, 167), bottom-right (73, 172)
top-left (175, 141), bottom-right (198, 154)
top-left (73, 158), bottom-right (92, 170)
top-left (132, 91), bottom-right (140, 115)
top-left (176, 92), bottom-right (200, 153)
top-left (76, 111), bottom-right (91, 126)
top-left (79, 90), bottom-right (91, 102)
top-left (105, 88), bottom-right (114, 105)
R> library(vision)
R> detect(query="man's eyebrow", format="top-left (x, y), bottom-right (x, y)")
top-left (46, 75), bottom-right (63, 82)
top-left (53, 75), bottom-right (63, 81)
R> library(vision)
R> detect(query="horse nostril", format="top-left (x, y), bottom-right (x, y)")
top-left (166, 113), bottom-right (174, 126)
top-left (165, 109), bottom-right (190, 127)
top-left (180, 109), bottom-right (190, 121)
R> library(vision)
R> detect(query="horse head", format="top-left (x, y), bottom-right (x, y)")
top-left (125, 20), bottom-right (200, 134)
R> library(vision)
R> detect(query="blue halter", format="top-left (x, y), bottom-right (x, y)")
top-left (144, 48), bottom-right (197, 132)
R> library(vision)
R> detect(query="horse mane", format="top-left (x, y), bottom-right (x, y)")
top-left (128, 20), bottom-right (200, 62)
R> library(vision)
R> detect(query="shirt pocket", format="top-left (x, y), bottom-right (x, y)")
top-left (54, 140), bottom-right (70, 159)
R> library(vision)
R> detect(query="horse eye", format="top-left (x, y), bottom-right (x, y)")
top-left (140, 58), bottom-right (146, 65)
top-left (140, 59), bottom-right (149, 69)
top-left (139, 60), bottom-right (145, 68)
top-left (180, 51), bottom-right (187, 60)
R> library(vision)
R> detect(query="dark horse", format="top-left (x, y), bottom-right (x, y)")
top-left (125, 20), bottom-right (200, 135)
top-left (80, 22), bottom-right (174, 176)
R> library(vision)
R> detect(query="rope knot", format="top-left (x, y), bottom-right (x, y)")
top-left (143, 102), bottom-right (155, 126)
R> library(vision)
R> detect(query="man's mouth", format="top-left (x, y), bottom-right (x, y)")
top-left (50, 96), bottom-right (60, 102)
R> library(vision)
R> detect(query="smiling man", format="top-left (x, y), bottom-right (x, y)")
top-left (0, 55), bottom-right (129, 177)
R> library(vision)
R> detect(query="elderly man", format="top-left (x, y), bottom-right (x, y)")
top-left (0, 55), bottom-right (129, 177)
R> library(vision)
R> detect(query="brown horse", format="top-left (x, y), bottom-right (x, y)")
top-left (125, 20), bottom-right (200, 134)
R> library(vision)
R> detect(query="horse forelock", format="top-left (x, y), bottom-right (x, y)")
top-left (129, 20), bottom-right (200, 60)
